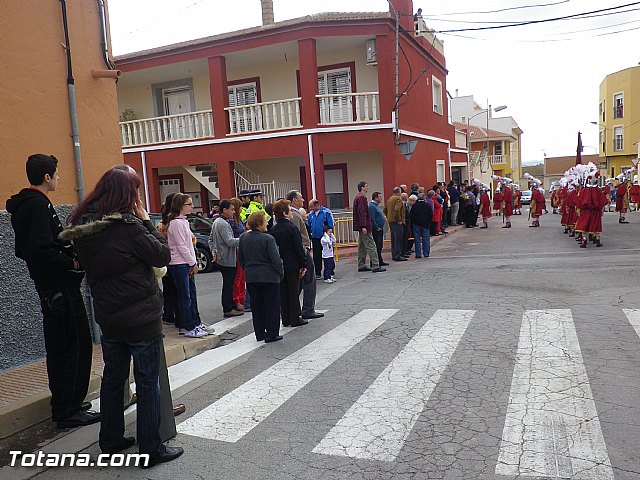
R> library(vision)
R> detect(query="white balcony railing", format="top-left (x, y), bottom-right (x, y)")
top-left (317, 92), bottom-right (380, 125)
top-left (120, 110), bottom-right (213, 147)
top-left (489, 155), bottom-right (507, 165)
top-left (225, 98), bottom-right (302, 135)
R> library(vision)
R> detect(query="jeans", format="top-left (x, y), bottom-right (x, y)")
top-left (372, 229), bottom-right (384, 266)
top-left (413, 225), bottom-right (431, 258)
top-left (37, 286), bottom-right (92, 421)
top-left (300, 253), bottom-right (317, 316)
top-left (389, 223), bottom-right (404, 260)
top-left (247, 282), bottom-right (280, 340)
top-left (218, 265), bottom-right (237, 313)
top-left (323, 257), bottom-right (335, 280)
top-left (168, 264), bottom-right (198, 331)
top-left (357, 232), bottom-right (379, 269)
top-left (312, 238), bottom-right (323, 277)
top-left (99, 334), bottom-right (163, 456)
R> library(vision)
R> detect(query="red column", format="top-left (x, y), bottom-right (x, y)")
top-left (216, 158), bottom-right (236, 200)
top-left (298, 39), bottom-right (319, 128)
top-left (376, 35), bottom-right (394, 125)
top-left (208, 56), bottom-right (229, 138)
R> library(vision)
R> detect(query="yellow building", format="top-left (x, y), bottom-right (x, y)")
top-left (1, 1), bottom-right (121, 204)
top-left (598, 66), bottom-right (640, 179)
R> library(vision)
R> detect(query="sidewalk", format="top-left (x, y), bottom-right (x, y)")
top-left (0, 326), bottom-right (219, 439)
top-left (335, 223), bottom-right (464, 261)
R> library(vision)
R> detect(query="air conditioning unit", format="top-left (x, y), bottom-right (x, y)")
top-left (366, 39), bottom-right (377, 66)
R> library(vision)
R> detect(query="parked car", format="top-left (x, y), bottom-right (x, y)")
top-left (520, 190), bottom-right (532, 205)
top-left (149, 214), bottom-right (215, 273)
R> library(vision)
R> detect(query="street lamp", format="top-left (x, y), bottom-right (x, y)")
top-left (466, 104), bottom-right (507, 181)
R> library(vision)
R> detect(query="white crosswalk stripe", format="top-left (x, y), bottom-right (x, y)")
top-left (174, 307), bottom-right (637, 476)
top-left (495, 309), bottom-right (614, 479)
top-left (177, 308), bottom-right (398, 442)
top-left (313, 309), bottom-right (475, 461)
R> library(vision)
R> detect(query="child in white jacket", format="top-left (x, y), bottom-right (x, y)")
top-left (320, 226), bottom-right (337, 283)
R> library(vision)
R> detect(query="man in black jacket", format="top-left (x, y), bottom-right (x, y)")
top-left (409, 193), bottom-right (433, 258)
top-left (5, 154), bottom-right (99, 428)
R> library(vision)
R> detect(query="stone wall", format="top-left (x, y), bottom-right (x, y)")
top-left (0, 206), bottom-right (97, 372)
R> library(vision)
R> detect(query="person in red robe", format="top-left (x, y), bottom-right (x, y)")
top-left (575, 183), bottom-right (607, 248)
top-left (529, 185), bottom-right (546, 227)
top-left (493, 189), bottom-right (503, 216)
top-left (513, 188), bottom-right (522, 215)
top-left (630, 181), bottom-right (640, 211)
top-left (566, 186), bottom-right (578, 236)
top-left (502, 183), bottom-right (513, 228)
top-left (432, 193), bottom-right (444, 235)
top-left (480, 188), bottom-right (491, 228)
top-left (558, 186), bottom-right (569, 233)
top-left (603, 182), bottom-right (612, 213)
top-left (616, 179), bottom-right (630, 223)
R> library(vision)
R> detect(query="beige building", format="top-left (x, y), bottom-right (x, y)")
top-left (1, 1), bottom-right (121, 204)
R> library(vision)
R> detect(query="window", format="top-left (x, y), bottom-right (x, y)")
top-left (495, 143), bottom-right (503, 156)
top-left (436, 160), bottom-right (446, 183)
top-left (614, 93), bottom-right (624, 119)
top-left (614, 126), bottom-right (623, 151)
top-left (602, 99), bottom-right (605, 122)
top-left (318, 68), bottom-right (352, 123)
top-left (228, 82), bottom-right (258, 133)
top-left (432, 76), bottom-right (443, 115)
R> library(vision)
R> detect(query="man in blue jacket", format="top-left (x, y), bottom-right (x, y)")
top-left (307, 199), bottom-right (335, 279)
top-left (369, 192), bottom-right (389, 267)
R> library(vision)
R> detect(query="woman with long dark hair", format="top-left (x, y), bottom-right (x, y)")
top-left (61, 166), bottom-right (183, 467)
top-left (158, 194), bottom-right (179, 329)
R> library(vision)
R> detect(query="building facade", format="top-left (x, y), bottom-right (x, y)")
top-left (598, 66), bottom-right (640, 179)
top-left (1, 0), bottom-right (121, 204)
top-left (115, 0), bottom-right (467, 213)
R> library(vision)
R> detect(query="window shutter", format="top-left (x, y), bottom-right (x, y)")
top-left (228, 83), bottom-right (258, 133)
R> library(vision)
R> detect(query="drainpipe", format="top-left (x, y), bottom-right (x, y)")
top-left (60, 0), bottom-right (85, 201)
top-left (307, 135), bottom-right (317, 199)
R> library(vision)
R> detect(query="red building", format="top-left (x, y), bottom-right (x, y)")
top-left (116, 0), bottom-right (467, 212)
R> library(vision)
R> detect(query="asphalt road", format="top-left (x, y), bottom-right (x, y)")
top-left (13, 209), bottom-right (640, 479)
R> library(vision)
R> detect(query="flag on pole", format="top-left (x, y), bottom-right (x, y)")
top-left (575, 131), bottom-right (583, 165)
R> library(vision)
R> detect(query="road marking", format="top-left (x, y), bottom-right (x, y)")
top-left (495, 309), bottom-right (614, 479)
top-left (177, 309), bottom-right (398, 442)
top-left (212, 309), bottom-right (328, 336)
top-left (313, 309), bottom-right (475, 461)
top-left (623, 309), bottom-right (640, 338)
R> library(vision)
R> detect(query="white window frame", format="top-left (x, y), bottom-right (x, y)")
top-left (614, 125), bottom-right (624, 151)
top-left (228, 82), bottom-right (258, 133)
top-left (318, 68), bottom-right (353, 124)
top-left (436, 160), bottom-right (446, 182)
top-left (432, 76), bottom-right (443, 115)
top-left (613, 92), bottom-right (624, 119)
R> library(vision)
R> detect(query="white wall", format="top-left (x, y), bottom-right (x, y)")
top-left (324, 151), bottom-right (383, 203)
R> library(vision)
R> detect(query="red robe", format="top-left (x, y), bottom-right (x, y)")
top-left (566, 189), bottom-right (578, 226)
top-left (493, 192), bottom-right (503, 211)
top-left (630, 185), bottom-right (640, 203)
top-left (514, 190), bottom-right (522, 209)
top-left (502, 186), bottom-right (513, 217)
top-left (530, 188), bottom-right (546, 217)
top-left (480, 192), bottom-right (492, 218)
top-left (575, 187), bottom-right (607, 233)
top-left (616, 183), bottom-right (629, 212)
top-left (558, 187), bottom-right (568, 225)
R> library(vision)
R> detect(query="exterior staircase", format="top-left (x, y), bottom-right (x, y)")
top-left (234, 162), bottom-right (299, 204)
top-left (183, 164), bottom-right (219, 200)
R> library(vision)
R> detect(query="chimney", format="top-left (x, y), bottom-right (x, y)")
top-left (261, 0), bottom-right (274, 25)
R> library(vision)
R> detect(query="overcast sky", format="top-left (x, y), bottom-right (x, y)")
top-left (108, 0), bottom-right (640, 165)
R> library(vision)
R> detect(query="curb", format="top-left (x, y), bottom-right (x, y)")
top-left (0, 334), bottom-right (219, 439)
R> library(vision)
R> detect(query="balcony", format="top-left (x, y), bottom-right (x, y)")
top-left (120, 110), bottom-right (213, 147)
top-left (318, 92), bottom-right (380, 125)
top-left (489, 155), bottom-right (507, 166)
top-left (225, 98), bottom-right (302, 135)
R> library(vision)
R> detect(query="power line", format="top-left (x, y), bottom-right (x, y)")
top-left (436, 2), bottom-right (640, 33)
top-left (427, 1), bottom-right (571, 17)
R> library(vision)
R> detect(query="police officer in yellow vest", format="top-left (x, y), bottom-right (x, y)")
top-left (238, 189), bottom-right (252, 222)
top-left (244, 189), bottom-right (270, 222)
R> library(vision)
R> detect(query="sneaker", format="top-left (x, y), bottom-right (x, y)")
top-left (184, 327), bottom-right (208, 338)
top-left (315, 275), bottom-right (322, 280)
top-left (323, 279), bottom-right (334, 284)
top-left (331, 276), bottom-right (337, 281)
top-left (178, 328), bottom-right (186, 335)
top-left (198, 324), bottom-right (215, 334)
top-left (162, 319), bottom-right (175, 326)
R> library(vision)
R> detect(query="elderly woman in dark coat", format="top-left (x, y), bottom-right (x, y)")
top-left (268, 199), bottom-right (308, 328)
top-left (238, 211), bottom-right (284, 342)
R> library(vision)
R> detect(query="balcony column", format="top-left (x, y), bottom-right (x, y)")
top-left (298, 39), bottom-right (319, 128)
top-left (376, 34), bottom-right (394, 125)
top-left (208, 56), bottom-right (229, 138)
top-left (216, 158), bottom-right (236, 200)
